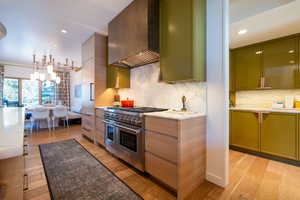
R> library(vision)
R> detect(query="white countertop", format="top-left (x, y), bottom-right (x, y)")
top-left (144, 110), bottom-right (206, 120)
top-left (230, 107), bottom-right (300, 114)
top-left (0, 108), bottom-right (25, 160)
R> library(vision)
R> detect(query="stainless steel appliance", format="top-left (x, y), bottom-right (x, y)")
top-left (103, 107), bottom-right (168, 171)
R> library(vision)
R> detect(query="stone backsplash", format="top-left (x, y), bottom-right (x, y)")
top-left (236, 89), bottom-right (300, 108)
top-left (118, 63), bottom-right (207, 113)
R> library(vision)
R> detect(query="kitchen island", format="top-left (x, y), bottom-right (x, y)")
top-left (0, 107), bottom-right (26, 200)
top-left (0, 107), bottom-right (25, 159)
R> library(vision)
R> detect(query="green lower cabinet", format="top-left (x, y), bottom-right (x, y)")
top-left (230, 111), bottom-right (260, 151)
top-left (260, 113), bottom-right (298, 160)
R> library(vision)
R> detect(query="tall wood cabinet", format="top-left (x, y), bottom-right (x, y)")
top-left (81, 33), bottom-right (115, 141)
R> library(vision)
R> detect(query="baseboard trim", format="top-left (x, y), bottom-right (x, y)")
top-left (206, 172), bottom-right (226, 188)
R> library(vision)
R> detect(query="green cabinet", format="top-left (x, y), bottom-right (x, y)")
top-left (107, 65), bottom-right (130, 88)
top-left (231, 34), bottom-right (300, 90)
top-left (230, 111), bottom-right (260, 151)
top-left (160, 0), bottom-right (206, 82)
top-left (232, 45), bottom-right (262, 90)
top-left (262, 37), bottom-right (299, 89)
top-left (261, 113), bottom-right (298, 160)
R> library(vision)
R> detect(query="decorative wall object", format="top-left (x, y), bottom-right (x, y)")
top-left (118, 63), bottom-right (207, 113)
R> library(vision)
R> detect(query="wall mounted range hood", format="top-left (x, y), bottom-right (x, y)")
top-left (108, 0), bottom-right (159, 68)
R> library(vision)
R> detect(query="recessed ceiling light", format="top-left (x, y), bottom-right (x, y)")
top-left (61, 29), bottom-right (67, 34)
top-left (238, 29), bottom-right (248, 35)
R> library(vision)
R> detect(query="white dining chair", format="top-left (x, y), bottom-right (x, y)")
top-left (31, 107), bottom-right (51, 133)
top-left (52, 106), bottom-right (69, 129)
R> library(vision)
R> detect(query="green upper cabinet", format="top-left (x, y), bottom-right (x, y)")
top-left (232, 45), bottom-right (262, 90)
top-left (230, 111), bottom-right (260, 151)
top-left (261, 113), bottom-right (298, 160)
top-left (107, 65), bottom-right (130, 89)
top-left (160, 0), bottom-right (206, 82)
top-left (262, 37), bottom-right (299, 89)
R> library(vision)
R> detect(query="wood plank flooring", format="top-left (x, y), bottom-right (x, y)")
top-left (23, 125), bottom-right (300, 200)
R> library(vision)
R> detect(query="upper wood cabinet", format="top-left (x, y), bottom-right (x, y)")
top-left (232, 45), bottom-right (262, 90)
top-left (159, 0), bottom-right (206, 82)
top-left (107, 65), bottom-right (130, 89)
top-left (231, 34), bottom-right (300, 91)
top-left (262, 37), bottom-right (299, 89)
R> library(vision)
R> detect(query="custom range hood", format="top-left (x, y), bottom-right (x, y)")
top-left (108, 0), bottom-right (159, 68)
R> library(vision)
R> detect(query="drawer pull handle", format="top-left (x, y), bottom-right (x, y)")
top-left (23, 174), bottom-right (29, 191)
top-left (23, 145), bottom-right (28, 156)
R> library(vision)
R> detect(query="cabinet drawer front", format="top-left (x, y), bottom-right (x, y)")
top-left (95, 132), bottom-right (105, 146)
top-left (145, 117), bottom-right (178, 138)
top-left (146, 131), bottom-right (177, 163)
top-left (82, 115), bottom-right (94, 131)
top-left (145, 152), bottom-right (177, 189)
top-left (95, 109), bottom-right (104, 119)
top-left (95, 120), bottom-right (105, 133)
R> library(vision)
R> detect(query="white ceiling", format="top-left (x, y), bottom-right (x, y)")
top-left (1, 0), bottom-right (300, 63)
top-left (0, 0), bottom-right (133, 66)
top-left (230, 0), bottom-right (300, 48)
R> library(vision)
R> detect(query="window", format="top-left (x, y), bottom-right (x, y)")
top-left (41, 81), bottom-right (56, 104)
top-left (3, 78), bottom-right (19, 106)
top-left (22, 80), bottom-right (39, 106)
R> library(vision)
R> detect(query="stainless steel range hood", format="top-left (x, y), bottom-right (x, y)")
top-left (108, 0), bottom-right (159, 68)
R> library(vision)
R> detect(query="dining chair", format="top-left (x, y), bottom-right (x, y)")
top-left (52, 106), bottom-right (69, 129)
top-left (31, 108), bottom-right (51, 133)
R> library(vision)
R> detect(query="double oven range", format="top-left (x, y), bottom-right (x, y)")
top-left (103, 107), bottom-right (167, 171)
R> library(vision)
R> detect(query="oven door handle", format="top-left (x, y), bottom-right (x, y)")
top-left (102, 120), bottom-right (141, 134)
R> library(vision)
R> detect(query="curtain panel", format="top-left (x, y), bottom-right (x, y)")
top-left (56, 71), bottom-right (70, 109)
top-left (0, 65), bottom-right (4, 105)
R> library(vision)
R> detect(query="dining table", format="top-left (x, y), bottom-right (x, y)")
top-left (25, 105), bottom-right (63, 129)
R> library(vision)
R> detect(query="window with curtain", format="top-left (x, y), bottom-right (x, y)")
top-left (41, 81), bottom-right (56, 104)
top-left (22, 80), bottom-right (39, 106)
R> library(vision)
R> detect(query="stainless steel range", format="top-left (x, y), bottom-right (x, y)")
top-left (103, 107), bottom-right (168, 171)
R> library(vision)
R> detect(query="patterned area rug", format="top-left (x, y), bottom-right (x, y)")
top-left (39, 139), bottom-right (143, 200)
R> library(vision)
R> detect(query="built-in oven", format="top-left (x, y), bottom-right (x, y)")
top-left (115, 124), bottom-right (144, 171)
top-left (103, 120), bottom-right (118, 154)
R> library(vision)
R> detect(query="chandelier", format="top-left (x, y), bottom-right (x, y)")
top-left (30, 54), bottom-right (80, 85)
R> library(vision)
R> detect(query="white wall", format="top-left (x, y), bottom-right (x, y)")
top-left (70, 70), bottom-right (83, 112)
top-left (118, 63), bottom-right (207, 113)
top-left (206, 0), bottom-right (229, 187)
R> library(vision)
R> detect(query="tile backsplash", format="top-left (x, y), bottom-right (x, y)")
top-left (118, 62), bottom-right (207, 113)
top-left (236, 89), bottom-right (300, 108)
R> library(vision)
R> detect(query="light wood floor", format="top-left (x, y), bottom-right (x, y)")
top-left (23, 125), bottom-right (300, 200)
